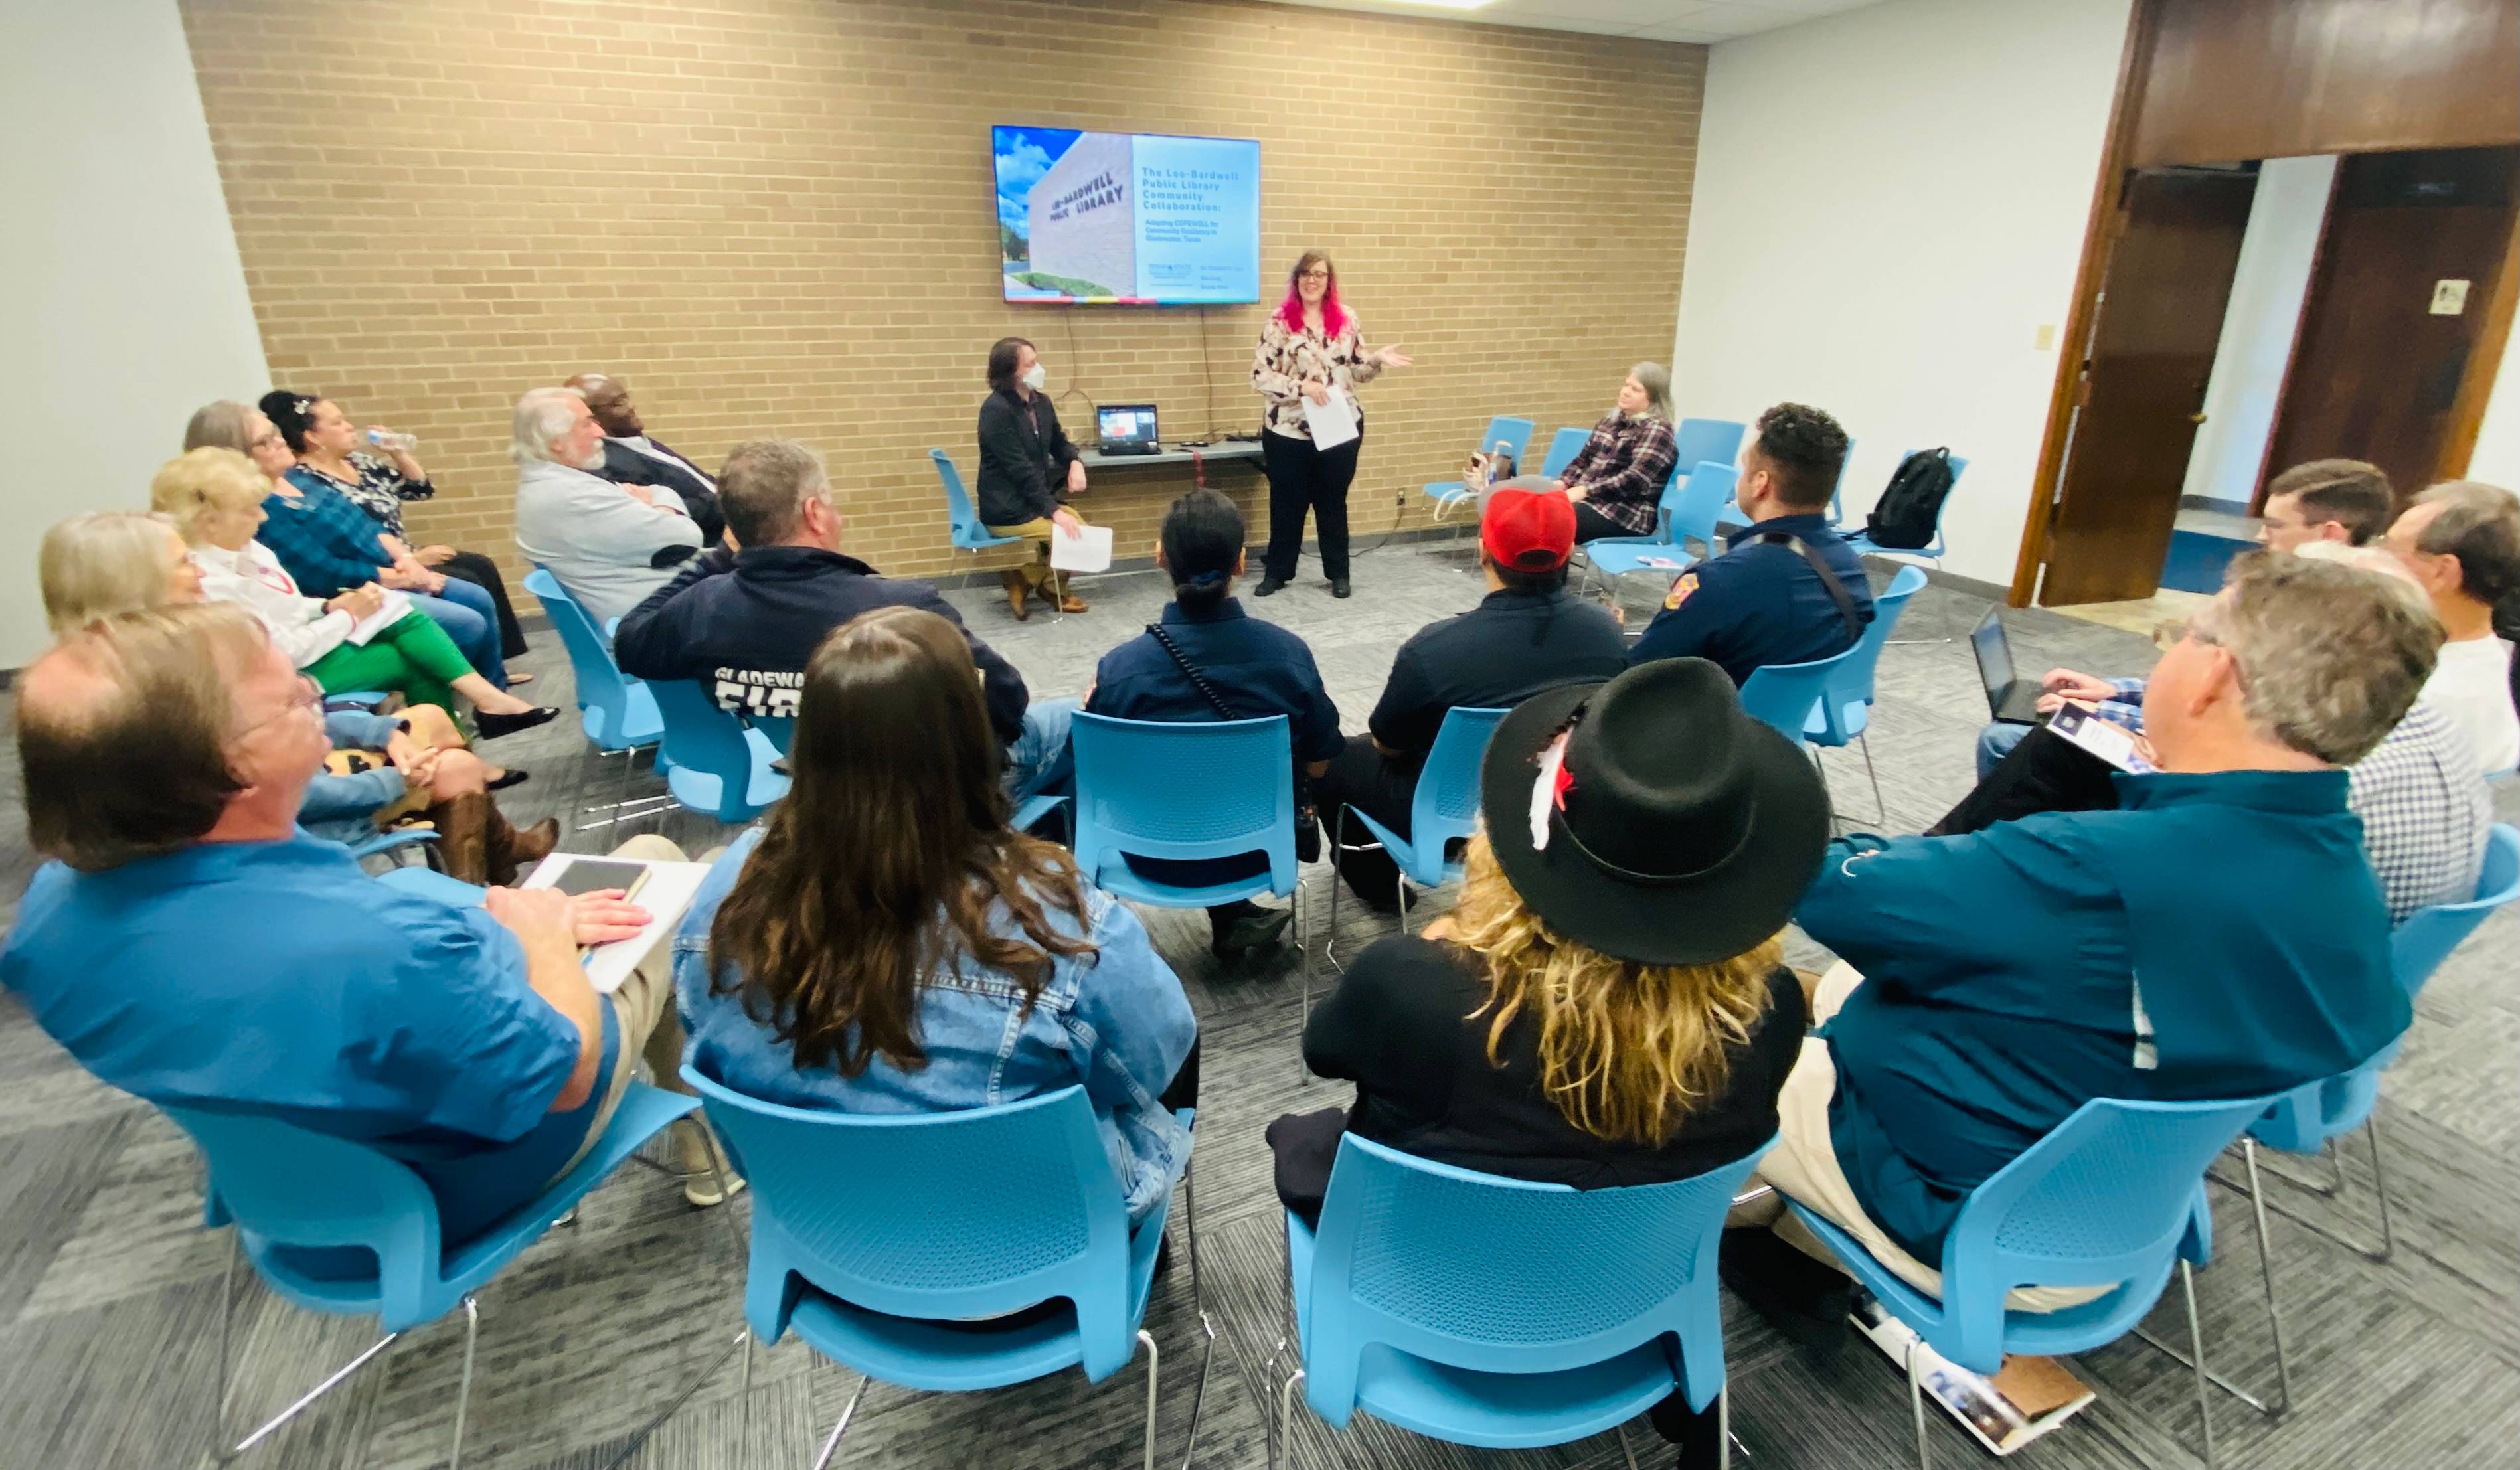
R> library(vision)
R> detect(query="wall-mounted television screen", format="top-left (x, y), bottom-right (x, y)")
top-left (993, 126), bottom-right (1260, 305)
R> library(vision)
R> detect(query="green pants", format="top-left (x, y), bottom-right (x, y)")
top-left (307, 610), bottom-right (474, 714)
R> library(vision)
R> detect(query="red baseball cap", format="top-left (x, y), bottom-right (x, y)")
top-left (1481, 486), bottom-right (1576, 572)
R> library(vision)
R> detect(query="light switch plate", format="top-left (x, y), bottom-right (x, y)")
top-left (2431, 279), bottom-right (2471, 315)
top-left (2033, 323), bottom-right (2057, 350)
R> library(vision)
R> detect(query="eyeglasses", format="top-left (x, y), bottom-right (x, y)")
top-left (1298, 268), bottom-right (1331, 280)
top-left (229, 675), bottom-right (324, 744)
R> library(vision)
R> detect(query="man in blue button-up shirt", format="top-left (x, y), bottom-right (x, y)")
top-left (1628, 403), bottom-right (1873, 683)
top-left (2, 605), bottom-right (736, 1239)
top-left (1746, 556), bottom-right (2430, 1309)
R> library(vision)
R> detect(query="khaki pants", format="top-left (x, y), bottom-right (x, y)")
top-left (1744, 961), bottom-right (2107, 1313)
top-left (985, 516), bottom-right (1080, 592)
top-left (545, 833), bottom-right (718, 1184)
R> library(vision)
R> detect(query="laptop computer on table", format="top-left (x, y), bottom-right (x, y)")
top-left (1972, 610), bottom-right (2049, 724)
top-left (1096, 404), bottom-right (1161, 455)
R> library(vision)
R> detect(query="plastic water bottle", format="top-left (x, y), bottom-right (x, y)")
top-left (366, 428), bottom-right (420, 453)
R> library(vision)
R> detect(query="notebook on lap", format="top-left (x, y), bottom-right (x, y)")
top-left (1972, 610), bottom-right (2048, 724)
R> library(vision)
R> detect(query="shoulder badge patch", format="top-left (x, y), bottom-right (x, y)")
top-left (1663, 572), bottom-right (1699, 611)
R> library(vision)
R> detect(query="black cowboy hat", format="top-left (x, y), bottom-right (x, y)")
top-left (1480, 657), bottom-right (1832, 966)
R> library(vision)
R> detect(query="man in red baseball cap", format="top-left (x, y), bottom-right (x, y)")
top-left (1312, 484), bottom-right (1630, 911)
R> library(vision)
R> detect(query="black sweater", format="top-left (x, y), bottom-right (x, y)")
top-left (1275, 935), bottom-right (1805, 1210)
top-left (975, 386), bottom-right (1078, 528)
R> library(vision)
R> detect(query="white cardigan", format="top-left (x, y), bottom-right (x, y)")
top-left (193, 541), bottom-right (357, 669)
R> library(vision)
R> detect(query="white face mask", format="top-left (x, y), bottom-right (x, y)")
top-left (1021, 364), bottom-right (1047, 393)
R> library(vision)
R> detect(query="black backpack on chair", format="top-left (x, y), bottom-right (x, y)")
top-left (1863, 447), bottom-right (1956, 550)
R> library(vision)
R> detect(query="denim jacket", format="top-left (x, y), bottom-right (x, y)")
top-left (673, 829), bottom-right (1197, 1224)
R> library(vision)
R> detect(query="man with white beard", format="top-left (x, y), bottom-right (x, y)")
top-left (512, 386), bottom-right (705, 624)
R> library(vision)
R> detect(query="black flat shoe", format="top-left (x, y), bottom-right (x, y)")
top-left (485, 768), bottom-right (531, 792)
top-left (1329, 578), bottom-right (1352, 598)
top-left (1253, 576), bottom-right (1288, 598)
top-left (474, 706), bottom-right (561, 740)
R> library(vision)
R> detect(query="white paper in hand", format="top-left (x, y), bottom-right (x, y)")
top-left (519, 853), bottom-right (713, 995)
top-left (1302, 390), bottom-right (1359, 451)
top-left (1049, 523), bottom-right (1114, 573)
top-left (344, 590), bottom-right (414, 646)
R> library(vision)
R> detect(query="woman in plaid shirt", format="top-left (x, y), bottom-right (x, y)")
top-left (1556, 363), bottom-right (1681, 544)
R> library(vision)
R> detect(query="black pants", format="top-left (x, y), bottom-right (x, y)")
top-left (1570, 501), bottom-right (1634, 544)
top-left (1262, 428), bottom-right (1363, 583)
top-left (1313, 734), bottom-right (1420, 911)
top-left (1928, 723), bottom-right (2120, 836)
top-left (435, 550), bottom-right (529, 660)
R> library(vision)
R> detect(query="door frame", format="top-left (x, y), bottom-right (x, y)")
top-left (2008, 0), bottom-right (2520, 606)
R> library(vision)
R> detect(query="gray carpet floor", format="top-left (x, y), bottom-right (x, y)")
top-left (0, 536), bottom-right (2511, 1470)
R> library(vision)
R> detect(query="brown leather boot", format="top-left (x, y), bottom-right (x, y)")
top-left (485, 809), bottom-right (560, 886)
top-left (1000, 568), bottom-right (1031, 621)
top-left (431, 792), bottom-right (493, 884)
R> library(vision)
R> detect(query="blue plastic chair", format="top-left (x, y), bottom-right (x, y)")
top-left (1737, 643), bottom-right (1860, 747)
top-left (1583, 459), bottom-right (1736, 580)
top-left (1537, 426), bottom-right (1591, 480)
top-left (1788, 1093), bottom-right (2283, 1469)
top-left (748, 715), bottom-right (1068, 836)
top-left (682, 1067), bottom-right (1205, 1469)
top-left (166, 1084), bottom-right (703, 1466)
top-left (1800, 564), bottom-right (1928, 821)
top-left (1424, 416), bottom-right (1536, 513)
top-left (2234, 823), bottom-right (2518, 1273)
top-left (525, 567), bottom-right (670, 831)
top-left (1670, 418), bottom-right (1746, 483)
top-left (932, 448), bottom-right (1026, 554)
top-left (1324, 707), bottom-right (1507, 967)
top-left (647, 678), bottom-right (792, 823)
top-left (1843, 449), bottom-right (1969, 562)
top-left (1272, 1133), bottom-right (1769, 1470)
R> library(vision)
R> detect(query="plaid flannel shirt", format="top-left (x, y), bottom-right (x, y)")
top-left (1563, 412), bottom-right (1680, 537)
top-left (258, 484), bottom-right (390, 597)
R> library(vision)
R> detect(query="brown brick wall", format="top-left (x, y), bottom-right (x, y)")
top-left (177, 0), bottom-right (1703, 582)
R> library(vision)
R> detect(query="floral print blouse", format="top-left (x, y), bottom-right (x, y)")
top-left (1251, 313), bottom-right (1385, 440)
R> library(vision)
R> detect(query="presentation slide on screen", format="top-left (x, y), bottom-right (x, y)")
top-left (995, 127), bottom-right (1260, 305)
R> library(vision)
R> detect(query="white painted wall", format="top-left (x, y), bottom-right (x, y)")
top-left (2179, 155), bottom-right (2337, 506)
top-left (1670, 0), bottom-right (2134, 588)
top-left (2470, 341), bottom-right (2520, 489)
top-left (0, 0), bottom-right (269, 669)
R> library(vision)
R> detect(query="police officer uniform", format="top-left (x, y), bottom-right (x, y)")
top-left (1627, 512), bottom-right (1874, 683)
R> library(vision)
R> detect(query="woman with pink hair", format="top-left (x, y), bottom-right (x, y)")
top-left (1249, 250), bottom-right (1412, 599)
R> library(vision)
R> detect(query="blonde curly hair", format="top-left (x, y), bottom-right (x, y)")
top-left (1449, 830), bottom-right (1780, 1145)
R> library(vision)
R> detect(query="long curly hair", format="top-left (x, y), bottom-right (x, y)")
top-left (705, 606), bottom-right (1097, 1076)
top-left (1449, 831), bottom-right (1780, 1145)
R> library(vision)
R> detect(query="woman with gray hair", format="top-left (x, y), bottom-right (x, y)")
top-left (1554, 363), bottom-right (1681, 544)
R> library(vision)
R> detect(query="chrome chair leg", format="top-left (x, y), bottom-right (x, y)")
top-left (446, 1295), bottom-right (481, 1470)
top-left (1616, 1420), bottom-right (1641, 1470)
top-left (2363, 1117), bottom-right (2397, 1262)
top-left (1179, 1313), bottom-right (1217, 1470)
top-left (1274, 1368), bottom-right (1307, 1470)
top-left (231, 1329), bottom-right (403, 1454)
top-left (2242, 1141), bottom-right (2294, 1412)
top-left (211, 1229), bottom-right (238, 1463)
top-left (1136, 1328), bottom-right (1161, 1470)
top-left (1296, 879), bottom-right (1314, 1084)
top-left (2180, 1261), bottom-right (2216, 1470)
top-left (1721, 1383), bottom-right (1740, 1470)
top-left (1904, 1339), bottom-right (1931, 1470)
top-left (1323, 808), bottom-right (1345, 976)
top-left (1858, 732), bottom-right (1886, 826)
top-left (807, 1371), bottom-right (869, 1470)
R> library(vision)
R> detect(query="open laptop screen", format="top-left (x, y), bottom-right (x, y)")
top-left (1970, 608), bottom-right (2014, 695)
top-left (1097, 405), bottom-right (1159, 446)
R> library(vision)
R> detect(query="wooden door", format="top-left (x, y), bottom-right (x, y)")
top-left (2040, 168), bottom-right (2259, 606)
top-left (2262, 147), bottom-right (2519, 503)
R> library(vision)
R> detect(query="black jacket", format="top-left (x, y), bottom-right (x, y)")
top-left (612, 544), bottom-right (1029, 744)
top-left (975, 386), bottom-right (1077, 528)
top-left (1368, 588), bottom-right (1630, 764)
top-left (1270, 935), bottom-right (1805, 1217)
top-left (593, 438), bottom-right (726, 546)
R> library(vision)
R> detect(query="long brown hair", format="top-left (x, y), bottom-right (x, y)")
top-left (705, 606), bottom-right (1098, 1075)
top-left (1450, 831), bottom-right (1779, 1145)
